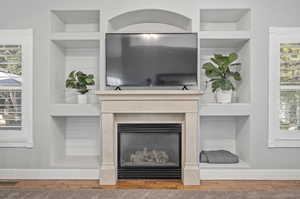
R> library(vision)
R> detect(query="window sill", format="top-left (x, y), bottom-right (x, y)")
top-left (0, 136), bottom-right (33, 148)
top-left (269, 139), bottom-right (300, 148)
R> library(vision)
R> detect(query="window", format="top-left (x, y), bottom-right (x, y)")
top-left (269, 27), bottom-right (300, 147)
top-left (0, 30), bottom-right (33, 147)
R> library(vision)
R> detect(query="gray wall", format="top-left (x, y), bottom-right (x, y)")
top-left (0, 0), bottom-right (300, 169)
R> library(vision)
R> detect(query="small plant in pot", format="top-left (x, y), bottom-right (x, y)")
top-left (202, 53), bottom-right (241, 104)
top-left (65, 70), bottom-right (95, 104)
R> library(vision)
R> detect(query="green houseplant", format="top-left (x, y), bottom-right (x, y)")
top-left (202, 53), bottom-right (241, 103)
top-left (65, 70), bottom-right (95, 104)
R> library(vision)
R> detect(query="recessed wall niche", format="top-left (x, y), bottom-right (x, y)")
top-left (51, 10), bottom-right (100, 32)
top-left (200, 9), bottom-right (251, 31)
top-left (50, 40), bottom-right (99, 104)
top-left (107, 9), bottom-right (192, 33)
top-left (199, 116), bottom-right (250, 168)
top-left (199, 38), bottom-right (251, 104)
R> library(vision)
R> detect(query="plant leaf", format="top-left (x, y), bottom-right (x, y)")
top-left (202, 62), bottom-right (222, 78)
top-left (68, 70), bottom-right (76, 78)
top-left (88, 74), bottom-right (94, 79)
top-left (211, 54), bottom-right (225, 67)
top-left (85, 78), bottom-right (95, 85)
top-left (232, 72), bottom-right (241, 81)
top-left (226, 71), bottom-right (242, 81)
top-left (228, 53), bottom-right (238, 64)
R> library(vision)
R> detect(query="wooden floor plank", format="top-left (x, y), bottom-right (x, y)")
top-left (0, 180), bottom-right (300, 190)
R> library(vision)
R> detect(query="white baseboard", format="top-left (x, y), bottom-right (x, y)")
top-left (200, 169), bottom-right (300, 180)
top-left (1, 169), bottom-right (300, 180)
top-left (0, 169), bottom-right (99, 179)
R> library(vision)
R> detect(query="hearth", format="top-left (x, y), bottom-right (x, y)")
top-left (118, 123), bottom-right (181, 179)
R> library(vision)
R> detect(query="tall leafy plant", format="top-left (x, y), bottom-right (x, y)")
top-left (202, 53), bottom-right (241, 92)
top-left (65, 70), bottom-right (95, 94)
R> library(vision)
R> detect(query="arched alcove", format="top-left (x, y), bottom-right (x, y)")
top-left (108, 9), bottom-right (192, 32)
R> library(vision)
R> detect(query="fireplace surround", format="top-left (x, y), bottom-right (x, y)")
top-left (96, 90), bottom-right (202, 185)
top-left (118, 123), bottom-right (182, 179)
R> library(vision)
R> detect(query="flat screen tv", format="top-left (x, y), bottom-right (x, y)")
top-left (106, 33), bottom-right (198, 87)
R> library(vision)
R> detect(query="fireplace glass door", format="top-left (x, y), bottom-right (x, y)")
top-left (118, 123), bottom-right (181, 179)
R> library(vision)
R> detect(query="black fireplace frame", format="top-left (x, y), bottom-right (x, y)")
top-left (117, 123), bottom-right (182, 179)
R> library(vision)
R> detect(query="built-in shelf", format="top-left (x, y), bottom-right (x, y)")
top-left (198, 31), bottom-right (251, 39)
top-left (199, 103), bottom-right (251, 116)
top-left (200, 38), bottom-right (249, 49)
top-left (51, 39), bottom-right (100, 49)
top-left (50, 38), bottom-right (99, 104)
top-left (50, 101), bottom-right (251, 117)
top-left (199, 36), bottom-right (251, 104)
top-left (199, 160), bottom-right (250, 169)
top-left (50, 32), bottom-right (101, 41)
top-left (50, 104), bottom-right (99, 117)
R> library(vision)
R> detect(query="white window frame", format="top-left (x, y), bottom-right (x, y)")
top-left (0, 29), bottom-right (33, 148)
top-left (269, 27), bottom-right (300, 147)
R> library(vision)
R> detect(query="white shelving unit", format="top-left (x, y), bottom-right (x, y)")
top-left (50, 10), bottom-right (101, 168)
top-left (48, 8), bottom-right (252, 170)
top-left (199, 103), bottom-right (251, 116)
top-left (198, 8), bottom-right (252, 168)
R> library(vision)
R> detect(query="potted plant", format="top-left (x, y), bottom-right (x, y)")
top-left (65, 70), bottom-right (95, 104)
top-left (202, 53), bottom-right (241, 104)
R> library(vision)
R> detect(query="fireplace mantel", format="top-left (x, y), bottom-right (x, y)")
top-left (96, 90), bottom-right (202, 100)
top-left (96, 90), bottom-right (202, 185)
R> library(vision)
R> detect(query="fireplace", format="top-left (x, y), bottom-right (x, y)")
top-left (117, 123), bottom-right (181, 179)
top-left (97, 90), bottom-right (201, 185)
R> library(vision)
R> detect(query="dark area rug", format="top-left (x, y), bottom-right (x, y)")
top-left (1, 190), bottom-right (300, 199)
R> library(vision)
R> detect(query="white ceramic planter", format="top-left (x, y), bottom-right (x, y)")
top-left (77, 94), bottom-right (88, 104)
top-left (216, 90), bottom-right (232, 104)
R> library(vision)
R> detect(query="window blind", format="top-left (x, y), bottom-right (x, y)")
top-left (0, 45), bottom-right (22, 130)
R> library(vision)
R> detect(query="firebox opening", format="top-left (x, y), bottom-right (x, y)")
top-left (117, 123), bottom-right (182, 179)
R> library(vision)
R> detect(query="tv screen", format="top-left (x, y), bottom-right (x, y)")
top-left (106, 33), bottom-right (198, 87)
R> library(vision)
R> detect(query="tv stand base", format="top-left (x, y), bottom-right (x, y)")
top-left (182, 85), bottom-right (189, 90)
top-left (114, 86), bottom-right (122, 90)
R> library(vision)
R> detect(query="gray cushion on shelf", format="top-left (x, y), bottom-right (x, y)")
top-left (200, 151), bottom-right (209, 163)
top-left (200, 150), bottom-right (239, 164)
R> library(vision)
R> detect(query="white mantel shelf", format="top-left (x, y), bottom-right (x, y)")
top-left (96, 89), bottom-right (202, 185)
top-left (96, 90), bottom-right (203, 95)
top-left (96, 90), bottom-right (203, 101)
